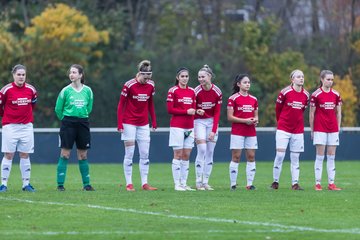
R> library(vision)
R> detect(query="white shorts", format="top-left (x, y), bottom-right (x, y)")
top-left (313, 132), bottom-right (339, 146)
top-left (121, 124), bottom-right (150, 141)
top-left (230, 135), bottom-right (258, 150)
top-left (194, 118), bottom-right (218, 142)
top-left (1, 123), bottom-right (34, 153)
top-left (169, 127), bottom-right (194, 149)
top-left (276, 130), bottom-right (304, 152)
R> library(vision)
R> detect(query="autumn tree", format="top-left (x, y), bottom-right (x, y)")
top-left (0, 23), bottom-right (23, 83)
top-left (22, 3), bottom-right (109, 127)
top-left (333, 74), bottom-right (358, 126)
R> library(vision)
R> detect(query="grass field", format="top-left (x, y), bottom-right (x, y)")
top-left (0, 161), bottom-right (359, 240)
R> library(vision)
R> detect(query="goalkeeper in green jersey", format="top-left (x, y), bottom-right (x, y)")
top-left (55, 64), bottom-right (94, 191)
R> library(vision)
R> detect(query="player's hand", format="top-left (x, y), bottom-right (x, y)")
top-left (187, 108), bottom-right (196, 115)
top-left (208, 132), bottom-right (215, 141)
top-left (196, 109), bottom-right (205, 116)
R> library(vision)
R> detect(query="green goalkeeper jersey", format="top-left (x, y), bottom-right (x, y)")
top-left (55, 84), bottom-right (93, 120)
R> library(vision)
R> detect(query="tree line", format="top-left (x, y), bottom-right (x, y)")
top-left (0, 0), bottom-right (359, 127)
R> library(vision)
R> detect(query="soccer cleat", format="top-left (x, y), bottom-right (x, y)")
top-left (230, 185), bottom-right (237, 191)
top-left (57, 185), bottom-right (66, 191)
top-left (182, 185), bottom-right (195, 191)
top-left (126, 184), bottom-right (135, 192)
top-left (22, 184), bottom-right (35, 192)
top-left (83, 185), bottom-right (95, 191)
top-left (328, 183), bottom-right (342, 191)
top-left (270, 181), bottom-right (279, 190)
top-left (315, 184), bottom-right (322, 191)
top-left (203, 184), bottom-right (214, 191)
top-left (0, 184), bottom-right (8, 192)
top-left (246, 185), bottom-right (256, 190)
top-left (142, 184), bottom-right (157, 191)
top-left (196, 183), bottom-right (205, 191)
top-left (175, 185), bottom-right (186, 191)
top-left (291, 183), bottom-right (304, 190)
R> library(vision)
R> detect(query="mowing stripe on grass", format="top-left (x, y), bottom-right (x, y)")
top-left (0, 229), bottom-right (310, 236)
top-left (1, 197), bottom-right (359, 235)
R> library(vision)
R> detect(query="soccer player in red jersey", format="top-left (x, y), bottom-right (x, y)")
top-left (0, 64), bottom-right (37, 192)
top-left (309, 70), bottom-right (342, 191)
top-left (194, 65), bottom-right (222, 190)
top-left (167, 67), bottom-right (196, 191)
top-left (270, 69), bottom-right (309, 190)
top-left (227, 74), bottom-right (258, 191)
top-left (117, 60), bottom-right (157, 191)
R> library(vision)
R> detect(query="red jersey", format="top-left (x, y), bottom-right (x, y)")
top-left (227, 93), bottom-right (258, 137)
top-left (0, 82), bottom-right (37, 125)
top-left (117, 78), bottom-right (157, 129)
top-left (276, 85), bottom-right (309, 134)
top-left (310, 88), bottom-right (342, 133)
top-left (167, 85), bottom-right (196, 129)
top-left (194, 84), bottom-right (222, 132)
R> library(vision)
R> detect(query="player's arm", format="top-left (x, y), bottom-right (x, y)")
top-left (309, 105), bottom-right (316, 132)
top-left (148, 94), bottom-right (157, 129)
top-left (0, 92), bottom-right (5, 117)
top-left (54, 90), bottom-right (65, 120)
top-left (275, 93), bottom-right (284, 122)
top-left (227, 107), bottom-right (252, 125)
top-left (117, 94), bottom-right (127, 131)
top-left (211, 96), bottom-right (222, 133)
top-left (87, 88), bottom-right (94, 115)
top-left (336, 105), bottom-right (342, 130)
top-left (166, 91), bottom-right (187, 115)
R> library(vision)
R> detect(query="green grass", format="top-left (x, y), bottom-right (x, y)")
top-left (0, 161), bottom-right (359, 240)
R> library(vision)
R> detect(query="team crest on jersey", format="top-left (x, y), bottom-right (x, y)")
top-left (238, 105), bottom-right (254, 112)
top-left (12, 98), bottom-right (31, 106)
top-left (133, 94), bottom-right (150, 101)
top-left (178, 97), bottom-right (193, 104)
top-left (320, 102), bottom-right (336, 109)
top-left (287, 101), bottom-right (304, 109)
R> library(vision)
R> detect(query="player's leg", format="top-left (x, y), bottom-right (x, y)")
top-left (313, 131), bottom-right (326, 190)
top-left (194, 119), bottom-right (206, 188)
top-left (18, 123), bottom-right (35, 192)
top-left (289, 133), bottom-right (304, 190)
top-left (245, 136), bottom-right (257, 190)
top-left (229, 135), bottom-right (244, 190)
top-left (272, 130), bottom-right (289, 189)
top-left (327, 132), bottom-right (341, 190)
top-left (121, 124), bottom-right (136, 191)
top-left (0, 124), bottom-right (17, 192)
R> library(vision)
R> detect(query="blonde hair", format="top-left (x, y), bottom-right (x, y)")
top-left (289, 69), bottom-right (303, 79)
top-left (199, 64), bottom-right (215, 78)
top-left (138, 60), bottom-right (152, 72)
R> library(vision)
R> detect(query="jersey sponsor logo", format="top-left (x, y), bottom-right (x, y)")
top-left (71, 99), bottom-right (85, 108)
top-left (287, 101), bottom-right (304, 109)
top-left (237, 104), bottom-right (254, 112)
top-left (198, 102), bottom-right (215, 109)
top-left (320, 102), bottom-right (336, 109)
top-left (178, 97), bottom-right (193, 104)
top-left (12, 98), bottom-right (31, 106)
top-left (133, 94), bottom-right (150, 101)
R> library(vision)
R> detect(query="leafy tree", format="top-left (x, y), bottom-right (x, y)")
top-left (22, 3), bottom-right (109, 127)
top-left (333, 74), bottom-right (358, 126)
top-left (0, 23), bottom-right (23, 83)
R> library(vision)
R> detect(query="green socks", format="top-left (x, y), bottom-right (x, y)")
top-left (57, 157), bottom-right (68, 186)
top-left (79, 159), bottom-right (90, 186)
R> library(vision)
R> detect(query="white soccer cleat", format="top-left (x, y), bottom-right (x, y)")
top-left (196, 183), bottom-right (205, 191)
top-left (182, 185), bottom-right (195, 191)
top-left (175, 185), bottom-right (186, 191)
top-left (203, 184), bottom-right (214, 191)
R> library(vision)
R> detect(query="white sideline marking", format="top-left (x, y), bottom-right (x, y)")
top-left (1, 197), bottom-right (359, 235)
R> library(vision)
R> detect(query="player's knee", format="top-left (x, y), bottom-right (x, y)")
top-left (4, 152), bottom-right (14, 160)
